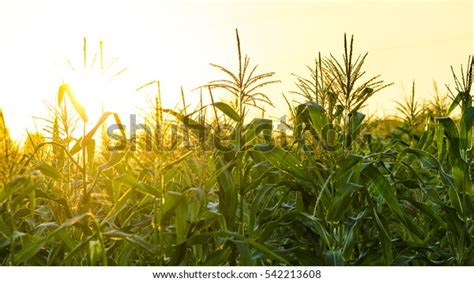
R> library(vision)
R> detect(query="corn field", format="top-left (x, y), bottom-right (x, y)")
top-left (0, 31), bottom-right (473, 266)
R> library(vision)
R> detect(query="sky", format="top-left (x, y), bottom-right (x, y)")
top-left (0, 0), bottom-right (473, 140)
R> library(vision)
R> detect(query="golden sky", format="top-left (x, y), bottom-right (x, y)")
top-left (0, 0), bottom-right (473, 140)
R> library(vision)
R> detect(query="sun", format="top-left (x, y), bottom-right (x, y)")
top-left (66, 70), bottom-right (111, 125)
top-left (59, 38), bottom-right (128, 128)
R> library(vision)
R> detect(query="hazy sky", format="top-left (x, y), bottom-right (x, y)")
top-left (0, 0), bottom-right (473, 140)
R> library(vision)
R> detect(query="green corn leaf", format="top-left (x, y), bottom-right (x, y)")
top-left (436, 117), bottom-right (461, 159)
top-left (33, 162), bottom-right (63, 181)
top-left (460, 107), bottom-right (474, 151)
top-left (324, 249), bottom-right (344, 266)
top-left (362, 163), bottom-right (403, 217)
top-left (114, 174), bottom-right (160, 198)
top-left (98, 151), bottom-right (127, 172)
top-left (161, 191), bottom-right (185, 225)
top-left (372, 209), bottom-right (393, 265)
top-left (350, 111), bottom-right (365, 136)
top-left (243, 118), bottom-right (272, 146)
top-left (296, 102), bottom-right (328, 135)
top-left (221, 231), bottom-right (290, 265)
top-left (252, 146), bottom-right (310, 182)
top-left (15, 213), bottom-right (91, 264)
top-left (213, 102), bottom-right (241, 122)
top-left (103, 230), bottom-right (157, 254)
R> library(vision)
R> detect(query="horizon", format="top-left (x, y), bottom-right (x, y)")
top-left (0, 0), bottom-right (473, 141)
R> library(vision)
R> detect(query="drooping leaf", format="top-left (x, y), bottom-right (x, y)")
top-left (213, 102), bottom-right (241, 122)
top-left (58, 83), bottom-right (88, 122)
top-left (33, 162), bottom-right (63, 181)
